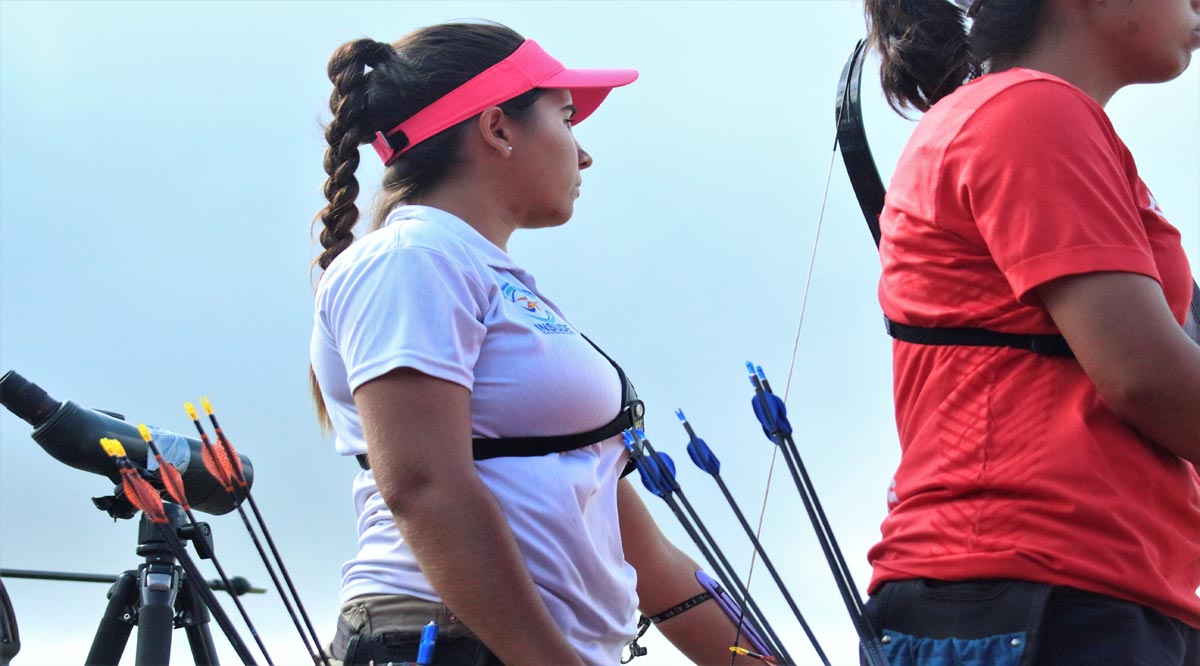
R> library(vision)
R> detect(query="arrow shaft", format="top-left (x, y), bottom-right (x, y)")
top-left (639, 439), bottom-right (793, 664)
top-left (774, 433), bottom-right (888, 666)
top-left (659, 492), bottom-right (779, 660)
top-left (713, 474), bottom-right (829, 666)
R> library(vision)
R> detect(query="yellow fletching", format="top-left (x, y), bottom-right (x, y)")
top-left (137, 423), bottom-right (153, 442)
top-left (184, 402), bottom-right (198, 420)
top-left (99, 438), bottom-right (127, 458)
top-left (200, 396), bottom-right (213, 414)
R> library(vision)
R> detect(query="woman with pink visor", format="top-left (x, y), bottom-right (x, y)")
top-left (310, 22), bottom-right (741, 665)
top-left (861, 0), bottom-right (1200, 664)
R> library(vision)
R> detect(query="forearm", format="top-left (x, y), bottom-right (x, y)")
top-left (638, 545), bottom-right (749, 665)
top-left (1039, 272), bottom-right (1200, 464)
top-left (618, 481), bottom-right (746, 664)
top-left (394, 475), bottom-right (582, 666)
top-left (1102, 339), bottom-right (1200, 464)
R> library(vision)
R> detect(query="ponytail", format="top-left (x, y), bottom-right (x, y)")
top-left (865, 0), bottom-right (976, 113)
top-left (865, 0), bottom-right (1047, 114)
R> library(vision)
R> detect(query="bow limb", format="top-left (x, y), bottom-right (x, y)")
top-left (835, 39), bottom-right (887, 249)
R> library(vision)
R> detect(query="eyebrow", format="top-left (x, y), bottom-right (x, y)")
top-left (562, 104), bottom-right (577, 115)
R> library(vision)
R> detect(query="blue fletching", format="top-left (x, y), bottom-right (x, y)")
top-left (636, 450), bottom-right (679, 497)
top-left (635, 458), bottom-right (670, 497)
top-left (621, 430), bottom-right (637, 453)
top-left (751, 391), bottom-right (793, 440)
top-left (652, 451), bottom-right (679, 490)
top-left (686, 436), bottom-right (721, 475)
top-left (657, 451), bottom-right (676, 492)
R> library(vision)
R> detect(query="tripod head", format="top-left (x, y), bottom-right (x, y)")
top-left (0, 370), bottom-right (252, 515)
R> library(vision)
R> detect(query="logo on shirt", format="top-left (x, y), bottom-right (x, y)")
top-left (1145, 190), bottom-right (1166, 220)
top-left (501, 282), bottom-right (574, 335)
top-left (886, 477), bottom-right (900, 511)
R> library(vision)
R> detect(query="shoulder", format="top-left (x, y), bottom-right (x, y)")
top-left (917, 70), bottom-right (1134, 194)
top-left (946, 70), bottom-right (1119, 151)
top-left (315, 218), bottom-right (488, 314)
top-left (322, 213), bottom-right (483, 285)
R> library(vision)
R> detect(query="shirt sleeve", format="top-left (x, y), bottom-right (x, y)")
top-left (946, 79), bottom-right (1160, 303)
top-left (320, 245), bottom-right (488, 393)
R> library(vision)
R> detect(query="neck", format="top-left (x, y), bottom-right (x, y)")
top-left (416, 179), bottom-right (518, 251)
top-left (995, 3), bottom-right (1122, 107)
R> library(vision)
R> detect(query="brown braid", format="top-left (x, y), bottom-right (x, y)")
top-left (316, 39), bottom-right (394, 271)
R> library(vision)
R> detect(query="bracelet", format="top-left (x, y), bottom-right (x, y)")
top-left (622, 591), bottom-right (716, 663)
top-left (648, 590), bottom-right (715, 624)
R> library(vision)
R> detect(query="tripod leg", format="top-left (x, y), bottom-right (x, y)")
top-left (179, 573), bottom-right (219, 666)
top-left (0, 577), bottom-right (20, 666)
top-left (86, 571), bottom-right (138, 666)
top-left (185, 624), bottom-right (220, 666)
top-left (135, 562), bottom-right (180, 666)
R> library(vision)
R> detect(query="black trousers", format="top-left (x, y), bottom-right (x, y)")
top-left (863, 579), bottom-right (1200, 666)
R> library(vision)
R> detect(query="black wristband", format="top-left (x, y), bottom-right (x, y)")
top-left (648, 590), bottom-right (714, 624)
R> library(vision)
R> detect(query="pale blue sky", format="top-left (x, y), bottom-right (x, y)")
top-left (1, 2), bottom-right (1196, 665)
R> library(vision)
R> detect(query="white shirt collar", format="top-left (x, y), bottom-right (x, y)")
top-left (384, 205), bottom-right (523, 272)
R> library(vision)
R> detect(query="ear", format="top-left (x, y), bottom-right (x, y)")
top-left (475, 106), bottom-right (513, 157)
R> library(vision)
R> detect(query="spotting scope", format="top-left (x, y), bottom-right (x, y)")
top-left (0, 370), bottom-right (251, 515)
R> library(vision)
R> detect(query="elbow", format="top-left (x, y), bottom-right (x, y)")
top-left (1096, 367), bottom-right (1199, 462)
top-left (375, 463), bottom-right (441, 520)
top-left (375, 459), bottom-right (483, 523)
top-left (1100, 374), bottom-right (1164, 419)
top-left (1083, 344), bottom-right (1184, 423)
top-left (1098, 372), bottom-right (1184, 437)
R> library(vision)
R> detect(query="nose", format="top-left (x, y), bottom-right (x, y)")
top-left (577, 139), bottom-right (593, 170)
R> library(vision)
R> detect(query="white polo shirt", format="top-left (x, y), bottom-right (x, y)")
top-left (310, 205), bottom-right (638, 663)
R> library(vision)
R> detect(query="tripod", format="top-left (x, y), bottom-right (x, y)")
top-left (86, 501), bottom-right (224, 666)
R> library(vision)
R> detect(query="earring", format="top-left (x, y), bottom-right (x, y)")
top-left (507, 146), bottom-right (513, 152)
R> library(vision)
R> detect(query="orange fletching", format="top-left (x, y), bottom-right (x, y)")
top-left (120, 467), bottom-right (168, 524)
top-left (202, 443), bottom-right (235, 492)
top-left (158, 460), bottom-right (190, 511)
top-left (215, 433), bottom-right (247, 485)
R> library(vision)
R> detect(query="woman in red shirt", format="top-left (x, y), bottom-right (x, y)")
top-left (863, 0), bottom-right (1200, 664)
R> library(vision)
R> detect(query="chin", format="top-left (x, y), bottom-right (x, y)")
top-left (1139, 49), bottom-right (1192, 83)
top-left (524, 207), bottom-right (573, 229)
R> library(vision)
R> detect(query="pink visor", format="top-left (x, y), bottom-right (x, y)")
top-left (371, 39), bottom-right (638, 165)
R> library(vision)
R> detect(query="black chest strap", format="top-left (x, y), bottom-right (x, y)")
top-left (885, 279), bottom-right (1200, 358)
top-left (356, 334), bottom-right (642, 476)
top-left (884, 317), bottom-right (1075, 358)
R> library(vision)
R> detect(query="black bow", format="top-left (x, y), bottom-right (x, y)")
top-left (834, 39), bottom-right (886, 249)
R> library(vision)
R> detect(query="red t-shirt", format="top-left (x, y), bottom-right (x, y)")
top-left (870, 68), bottom-right (1200, 627)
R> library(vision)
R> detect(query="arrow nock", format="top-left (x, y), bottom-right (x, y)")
top-left (99, 437), bottom-right (127, 459)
